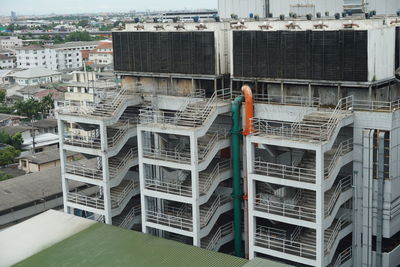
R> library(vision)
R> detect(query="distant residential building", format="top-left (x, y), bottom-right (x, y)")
top-left (0, 36), bottom-right (23, 49)
top-left (34, 89), bottom-right (64, 102)
top-left (18, 149), bottom-right (80, 173)
top-left (22, 132), bottom-right (60, 153)
top-left (88, 40), bottom-right (113, 65)
top-left (0, 49), bottom-right (16, 69)
top-left (15, 41), bottom-right (99, 71)
top-left (0, 70), bottom-right (13, 84)
top-left (10, 68), bottom-right (61, 86)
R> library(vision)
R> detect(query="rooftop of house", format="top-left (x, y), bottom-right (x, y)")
top-left (17, 149), bottom-right (76, 165)
top-left (22, 133), bottom-right (59, 148)
top-left (0, 210), bottom-right (290, 267)
top-left (34, 89), bottom-right (64, 100)
top-left (0, 167), bottom-right (83, 213)
top-left (0, 125), bottom-right (36, 136)
top-left (16, 86), bottom-right (44, 95)
top-left (10, 68), bottom-right (61, 79)
top-left (0, 113), bottom-right (26, 122)
top-left (30, 118), bottom-right (57, 129)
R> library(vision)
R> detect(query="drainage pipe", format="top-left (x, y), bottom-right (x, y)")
top-left (231, 95), bottom-right (244, 257)
top-left (241, 85), bottom-right (254, 136)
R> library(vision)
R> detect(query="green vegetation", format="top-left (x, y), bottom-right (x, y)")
top-left (0, 131), bottom-right (23, 150)
top-left (0, 171), bottom-right (13, 181)
top-left (14, 95), bottom-right (54, 120)
top-left (0, 146), bottom-right (20, 167)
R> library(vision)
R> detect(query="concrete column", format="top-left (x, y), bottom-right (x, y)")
top-left (246, 138), bottom-right (255, 259)
top-left (137, 129), bottom-right (148, 234)
top-left (280, 81), bottom-right (284, 103)
top-left (57, 118), bottom-right (69, 214)
top-left (376, 131), bottom-right (386, 267)
top-left (190, 133), bottom-right (200, 247)
top-left (315, 146), bottom-right (324, 267)
top-left (308, 83), bottom-right (312, 106)
top-left (362, 129), bottom-right (374, 267)
top-left (100, 122), bottom-right (112, 225)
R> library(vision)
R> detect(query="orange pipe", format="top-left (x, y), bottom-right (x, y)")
top-left (241, 85), bottom-right (254, 136)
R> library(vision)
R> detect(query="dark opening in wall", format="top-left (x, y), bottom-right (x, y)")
top-left (113, 31), bottom-right (216, 75)
top-left (233, 30), bottom-right (368, 82)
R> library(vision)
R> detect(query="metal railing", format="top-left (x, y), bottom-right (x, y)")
top-left (143, 147), bottom-right (191, 163)
top-left (198, 129), bottom-right (229, 161)
top-left (325, 213), bottom-right (352, 254)
top-left (331, 247), bottom-right (352, 267)
top-left (254, 158), bottom-right (316, 183)
top-left (119, 205), bottom-right (141, 229)
top-left (252, 96), bottom-right (353, 142)
top-left (325, 175), bottom-right (352, 217)
top-left (353, 99), bottom-right (400, 112)
top-left (111, 181), bottom-right (137, 208)
top-left (146, 210), bottom-right (193, 231)
top-left (324, 139), bottom-right (353, 179)
top-left (255, 226), bottom-right (316, 259)
top-left (144, 178), bottom-right (192, 197)
top-left (175, 89), bottom-right (206, 119)
top-left (254, 194), bottom-right (316, 222)
top-left (204, 222), bottom-right (233, 251)
top-left (199, 160), bottom-right (231, 194)
top-left (67, 192), bottom-right (104, 210)
top-left (109, 148), bottom-right (138, 177)
top-left (290, 226), bottom-right (303, 241)
top-left (200, 194), bottom-right (231, 228)
top-left (65, 162), bottom-right (102, 180)
top-left (252, 94), bottom-right (320, 107)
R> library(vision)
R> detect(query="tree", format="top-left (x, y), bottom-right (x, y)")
top-left (76, 20), bottom-right (89, 28)
top-left (0, 90), bottom-right (5, 103)
top-left (11, 133), bottom-right (23, 151)
top-left (40, 94), bottom-right (54, 115)
top-left (65, 31), bottom-right (93, 42)
top-left (0, 146), bottom-right (20, 167)
top-left (14, 98), bottom-right (42, 120)
top-left (0, 131), bottom-right (24, 150)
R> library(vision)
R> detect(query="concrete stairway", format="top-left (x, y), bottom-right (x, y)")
top-left (176, 100), bottom-right (213, 127)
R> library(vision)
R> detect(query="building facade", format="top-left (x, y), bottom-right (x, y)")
top-left (56, 17), bottom-right (400, 266)
top-left (15, 41), bottom-right (99, 71)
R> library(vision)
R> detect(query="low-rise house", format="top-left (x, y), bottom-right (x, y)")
top-left (0, 125), bottom-right (38, 141)
top-left (10, 68), bottom-right (61, 86)
top-left (0, 49), bottom-right (16, 69)
top-left (31, 119), bottom-right (58, 135)
top-left (34, 88), bottom-right (64, 101)
top-left (0, 70), bottom-right (13, 84)
top-left (0, 36), bottom-right (23, 49)
top-left (0, 114), bottom-right (26, 127)
top-left (16, 86), bottom-right (44, 99)
top-left (17, 149), bottom-right (80, 173)
top-left (22, 132), bottom-right (59, 153)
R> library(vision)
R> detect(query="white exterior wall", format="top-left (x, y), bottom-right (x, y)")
top-left (16, 48), bottom-right (58, 70)
top-left (367, 0), bottom-right (400, 15)
top-left (0, 37), bottom-right (23, 49)
top-left (0, 58), bottom-right (15, 69)
top-left (219, 0), bottom-right (343, 18)
top-left (89, 53), bottom-right (113, 65)
top-left (218, 0), bottom-right (266, 18)
top-left (15, 74), bottom-right (61, 86)
top-left (368, 27), bottom-right (396, 81)
top-left (16, 44), bottom-right (97, 71)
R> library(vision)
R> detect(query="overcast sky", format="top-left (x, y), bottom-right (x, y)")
top-left (1, 0), bottom-right (217, 16)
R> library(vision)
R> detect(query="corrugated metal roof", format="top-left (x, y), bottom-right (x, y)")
top-left (15, 223), bottom-right (249, 267)
top-left (244, 257), bottom-right (293, 267)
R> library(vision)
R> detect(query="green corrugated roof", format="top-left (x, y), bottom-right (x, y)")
top-left (243, 257), bottom-right (293, 267)
top-left (14, 223), bottom-right (249, 267)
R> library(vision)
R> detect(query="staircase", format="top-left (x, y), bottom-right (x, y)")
top-left (91, 87), bottom-right (133, 117)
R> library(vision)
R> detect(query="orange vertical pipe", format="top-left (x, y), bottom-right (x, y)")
top-left (241, 85), bottom-right (254, 136)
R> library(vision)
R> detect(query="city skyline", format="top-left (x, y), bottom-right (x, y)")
top-left (1, 0), bottom-right (217, 16)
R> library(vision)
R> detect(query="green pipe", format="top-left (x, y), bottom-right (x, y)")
top-left (231, 95), bottom-right (244, 258)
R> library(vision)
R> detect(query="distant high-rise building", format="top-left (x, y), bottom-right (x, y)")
top-left (10, 11), bottom-right (17, 23)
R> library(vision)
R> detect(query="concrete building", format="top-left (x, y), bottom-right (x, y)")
top-left (88, 40), bottom-right (113, 66)
top-left (14, 41), bottom-right (99, 71)
top-left (0, 36), bottom-right (23, 49)
top-left (0, 48), bottom-right (16, 69)
top-left (10, 68), bottom-right (61, 86)
top-left (218, 0), bottom-right (344, 18)
top-left (55, 16), bottom-right (400, 266)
